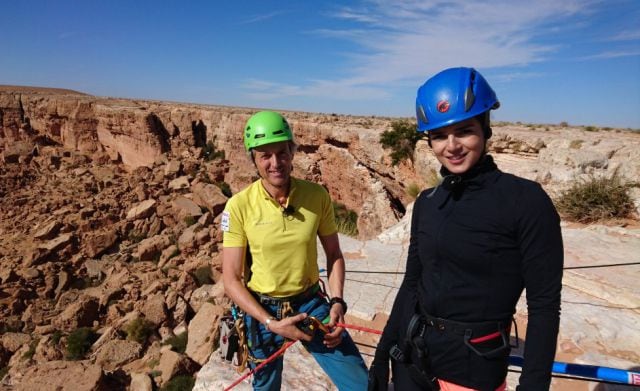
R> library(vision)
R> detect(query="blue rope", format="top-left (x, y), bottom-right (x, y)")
top-left (509, 356), bottom-right (640, 385)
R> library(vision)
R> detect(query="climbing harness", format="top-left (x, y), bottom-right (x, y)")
top-left (419, 311), bottom-right (516, 359)
top-left (223, 320), bottom-right (640, 390)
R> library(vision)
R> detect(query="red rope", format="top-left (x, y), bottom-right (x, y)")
top-left (223, 340), bottom-right (297, 391)
top-left (223, 323), bottom-right (383, 390)
top-left (337, 322), bottom-right (383, 335)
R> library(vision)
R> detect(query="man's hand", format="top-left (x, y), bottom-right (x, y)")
top-left (266, 313), bottom-right (313, 342)
top-left (322, 300), bottom-right (346, 348)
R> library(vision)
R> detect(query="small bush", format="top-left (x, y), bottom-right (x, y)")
top-left (192, 266), bottom-right (213, 286)
top-left (569, 140), bottom-right (583, 149)
top-left (22, 338), bottom-right (39, 361)
top-left (0, 366), bottom-right (9, 381)
top-left (184, 215), bottom-right (197, 227)
top-left (128, 230), bottom-right (146, 244)
top-left (164, 332), bottom-right (188, 354)
top-left (160, 375), bottom-right (195, 391)
top-left (406, 183), bottom-right (421, 199)
top-left (584, 125), bottom-right (598, 132)
top-left (125, 318), bottom-right (154, 344)
top-left (380, 120), bottom-right (422, 166)
top-left (333, 202), bottom-right (359, 237)
top-left (203, 138), bottom-right (225, 161)
top-left (51, 330), bottom-right (62, 345)
top-left (556, 172), bottom-right (635, 223)
top-left (216, 181), bottom-right (232, 197)
top-left (66, 328), bottom-right (98, 360)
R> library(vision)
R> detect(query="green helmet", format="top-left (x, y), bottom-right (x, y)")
top-left (243, 111), bottom-right (293, 151)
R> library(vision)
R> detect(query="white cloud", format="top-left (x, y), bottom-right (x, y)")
top-left (243, 0), bottom-right (594, 101)
top-left (580, 49), bottom-right (640, 60)
top-left (608, 29), bottom-right (640, 42)
top-left (240, 10), bottom-right (288, 25)
top-left (242, 78), bottom-right (389, 101)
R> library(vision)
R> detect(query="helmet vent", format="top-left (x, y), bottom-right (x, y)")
top-left (464, 85), bottom-right (475, 112)
top-left (417, 104), bottom-right (429, 124)
top-left (255, 134), bottom-right (265, 139)
top-left (272, 130), bottom-right (284, 135)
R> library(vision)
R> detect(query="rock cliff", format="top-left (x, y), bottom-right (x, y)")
top-left (1, 86), bottom-right (638, 390)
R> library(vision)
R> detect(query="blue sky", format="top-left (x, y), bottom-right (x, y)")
top-left (2, 1), bottom-right (639, 129)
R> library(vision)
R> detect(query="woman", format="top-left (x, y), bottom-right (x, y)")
top-left (368, 67), bottom-right (563, 391)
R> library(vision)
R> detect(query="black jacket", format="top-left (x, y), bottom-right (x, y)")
top-left (378, 156), bottom-right (563, 390)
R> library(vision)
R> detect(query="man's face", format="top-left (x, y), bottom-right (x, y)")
top-left (252, 141), bottom-right (294, 189)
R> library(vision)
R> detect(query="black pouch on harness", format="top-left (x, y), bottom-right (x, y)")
top-left (389, 314), bottom-right (440, 390)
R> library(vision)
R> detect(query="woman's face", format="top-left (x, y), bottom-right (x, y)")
top-left (429, 117), bottom-right (486, 174)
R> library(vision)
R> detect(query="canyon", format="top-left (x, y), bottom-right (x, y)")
top-left (1, 86), bottom-right (639, 390)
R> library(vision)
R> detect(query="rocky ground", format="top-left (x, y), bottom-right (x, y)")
top-left (0, 87), bottom-right (639, 390)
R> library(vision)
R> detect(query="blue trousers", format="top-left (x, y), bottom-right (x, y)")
top-left (245, 292), bottom-right (368, 390)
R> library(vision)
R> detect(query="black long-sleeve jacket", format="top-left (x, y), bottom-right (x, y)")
top-left (378, 156), bottom-right (563, 390)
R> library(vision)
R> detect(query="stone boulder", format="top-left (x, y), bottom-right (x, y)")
top-left (93, 339), bottom-right (143, 370)
top-left (156, 347), bottom-right (199, 387)
top-left (52, 296), bottom-right (100, 332)
top-left (134, 234), bottom-right (172, 262)
top-left (141, 293), bottom-right (168, 326)
top-left (15, 360), bottom-right (107, 391)
top-left (185, 302), bottom-right (224, 365)
top-left (191, 182), bottom-right (227, 216)
top-left (130, 372), bottom-right (153, 391)
top-left (126, 199), bottom-right (157, 221)
top-left (82, 228), bottom-right (118, 258)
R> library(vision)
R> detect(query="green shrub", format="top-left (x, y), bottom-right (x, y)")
top-left (163, 332), bottom-right (188, 354)
top-left (203, 138), bottom-right (225, 161)
top-left (406, 183), bottom-right (421, 199)
top-left (556, 172), bottom-right (635, 223)
top-left (380, 120), bottom-right (422, 166)
top-left (333, 202), bottom-right (359, 237)
top-left (569, 140), bottom-right (583, 149)
top-left (216, 181), bottom-right (232, 197)
top-left (192, 266), bottom-right (213, 286)
top-left (0, 366), bottom-right (8, 381)
top-left (584, 125), bottom-right (598, 132)
top-left (51, 330), bottom-right (62, 345)
top-left (128, 230), bottom-right (146, 244)
top-left (184, 215), bottom-right (197, 227)
top-left (66, 328), bottom-right (97, 360)
top-left (22, 338), bottom-right (39, 361)
top-left (125, 318), bottom-right (154, 344)
top-left (160, 375), bottom-right (195, 391)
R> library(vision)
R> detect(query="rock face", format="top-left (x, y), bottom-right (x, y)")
top-left (16, 360), bottom-right (108, 391)
top-left (1, 87), bottom-right (638, 390)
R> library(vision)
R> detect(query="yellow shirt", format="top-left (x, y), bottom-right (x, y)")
top-left (222, 177), bottom-right (337, 297)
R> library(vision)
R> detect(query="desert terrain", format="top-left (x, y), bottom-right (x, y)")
top-left (0, 86), bottom-right (638, 390)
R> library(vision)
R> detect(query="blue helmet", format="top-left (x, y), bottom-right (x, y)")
top-left (416, 67), bottom-right (500, 133)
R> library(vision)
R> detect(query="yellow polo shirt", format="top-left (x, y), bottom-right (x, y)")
top-left (222, 177), bottom-right (337, 297)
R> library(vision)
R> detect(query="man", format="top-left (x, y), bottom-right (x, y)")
top-left (222, 111), bottom-right (368, 390)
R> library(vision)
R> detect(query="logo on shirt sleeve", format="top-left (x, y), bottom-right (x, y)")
top-left (221, 211), bottom-right (230, 232)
